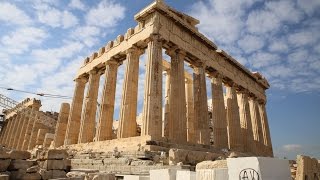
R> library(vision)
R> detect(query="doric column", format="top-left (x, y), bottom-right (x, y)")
top-left (163, 70), bottom-right (170, 138)
top-left (166, 48), bottom-right (187, 143)
top-left (53, 103), bottom-right (70, 148)
top-left (12, 113), bottom-right (26, 149)
top-left (193, 63), bottom-right (210, 145)
top-left (35, 129), bottom-right (49, 146)
top-left (96, 60), bottom-right (119, 141)
top-left (64, 77), bottom-right (86, 145)
top-left (8, 113), bottom-right (21, 148)
top-left (78, 70), bottom-right (100, 143)
top-left (258, 100), bottom-right (273, 157)
top-left (28, 115), bottom-right (49, 150)
top-left (211, 73), bottom-right (228, 149)
top-left (185, 78), bottom-right (195, 143)
top-left (118, 48), bottom-right (143, 138)
top-left (21, 107), bottom-right (40, 150)
top-left (0, 120), bottom-right (9, 144)
top-left (142, 34), bottom-right (163, 139)
top-left (237, 90), bottom-right (255, 154)
top-left (249, 96), bottom-right (264, 155)
top-left (16, 110), bottom-right (31, 150)
top-left (225, 83), bottom-right (243, 151)
top-left (3, 118), bottom-right (14, 146)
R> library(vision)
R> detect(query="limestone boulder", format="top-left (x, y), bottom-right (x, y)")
top-left (26, 166), bottom-right (40, 173)
top-left (39, 149), bottom-right (69, 160)
top-left (66, 171), bottom-right (86, 178)
top-left (9, 150), bottom-right (31, 160)
top-left (0, 160), bottom-right (10, 172)
top-left (8, 160), bottom-right (36, 170)
top-left (0, 174), bottom-right (9, 180)
top-left (0, 151), bottom-right (10, 159)
top-left (91, 173), bottom-right (115, 180)
top-left (169, 149), bottom-right (223, 165)
top-left (196, 160), bottom-right (227, 170)
top-left (42, 159), bottom-right (71, 170)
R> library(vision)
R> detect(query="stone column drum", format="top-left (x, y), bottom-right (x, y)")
top-left (225, 83), bottom-right (243, 151)
top-left (79, 70), bottom-right (100, 143)
top-left (118, 47), bottom-right (143, 138)
top-left (142, 34), bottom-right (163, 139)
top-left (211, 74), bottom-right (228, 149)
top-left (96, 60), bottom-right (119, 141)
top-left (64, 77), bottom-right (86, 145)
top-left (167, 48), bottom-right (187, 143)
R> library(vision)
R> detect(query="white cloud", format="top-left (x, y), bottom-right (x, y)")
top-left (237, 35), bottom-right (265, 54)
top-left (69, 0), bottom-right (86, 11)
top-left (1, 27), bottom-right (47, 54)
top-left (265, 0), bottom-right (303, 23)
top-left (86, 0), bottom-right (125, 28)
top-left (0, 2), bottom-right (32, 26)
top-left (246, 10), bottom-right (280, 34)
top-left (249, 52), bottom-right (280, 68)
top-left (62, 11), bottom-right (79, 28)
top-left (288, 31), bottom-right (318, 47)
top-left (297, 0), bottom-right (320, 16)
top-left (36, 5), bottom-right (78, 28)
top-left (71, 26), bottom-right (101, 47)
top-left (268, 40), bottom-right (289, 52)
top-left (282, 144), bottom-right (302, 152)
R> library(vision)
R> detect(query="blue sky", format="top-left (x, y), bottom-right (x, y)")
top-left (0, 0), bottom-right (319, 159)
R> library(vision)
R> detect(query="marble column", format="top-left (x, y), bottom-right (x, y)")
top-left (64, 77), bottom-right (86, 145)
top-left (163, 70), bottom-right (170, 138)
top-left (3, 118), bottom-right (13, 146)
top-left (185, 78), bottom-right (195, 143)
top-left (22, 107), bottom-right (40, 150)
top-left (16, 110), bottom-right (31, 150)
top-left (78, 70), bottom-right (100, 143)
top-left (258, 101), bottom-right (273, 157)
top-left (53, 103), bottom-right (70, 148)
top-left (0, 120), bottom-right (9, 144)
top-left (249, 96), bottom-right (264, 155)
top-left (118, 48), bottom-right (143, 138)
top-left (96, 60), bottom-right (119, 141)
top-left (193, 64), bottom-right (210, 145)
top-left (225, 83), bottom-right (243, 151)
top-left (211, 74), bottom-right (228, 149)
top-left (166, 48), bottom-right (187, 143)
top-left (237, 90), bottom-right (255, 154)
top-left (12, 113), bottom-right (26, 149)
top-left (8, 113), bottom-right (21, 148)
top-left (142, 34), bottom-right (163, 139)
top-left (28, 115), bottom-right (48, 150)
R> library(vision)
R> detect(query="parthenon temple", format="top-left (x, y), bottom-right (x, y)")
top-left (0, 0), bottom-right (276, 177)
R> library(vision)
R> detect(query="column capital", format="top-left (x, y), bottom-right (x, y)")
top-left (258, 99), bottom-right (267, 105)
top-left (224, 80), bottom-right (237, 88)
top-left (105, 58), bottom-right (121, 67)
top-left (75, 77), bottom-right (87, 84)
top-left (165, 47), bottom-right (186, 59)
top-left (126, 46), bottom-right (144, 56)
top-left (146, 33), bottom-right (164, 44)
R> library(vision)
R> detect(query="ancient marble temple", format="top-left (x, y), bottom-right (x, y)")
top-left (55, 0), bottom-right (273, 157)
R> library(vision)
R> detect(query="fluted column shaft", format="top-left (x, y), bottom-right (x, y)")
top-left (53, 103), bottom-right (70, 147)
top-left (12, 113), bottom-right (25, 149)
top-left (3, 118), bottom-right (14, 146)
top-left (79, 70), bottom-right (100, 143)
top-left (142, 35), bottom-right (163, 139)
top-left (163, 70), bottom-right (170, 138)
top-left (96, 61), bottom-right (119, 141)
top-left (226, 84), bottom-right (243, 151)
top-left (64, 77), bottom-right (86, 145)
top-left (0, 120), bottom-right (9, 144)
top-left (22, 107), bottom-right (40, 150)
top-left (193, 64), bottom-right (210, 145)
top-left (16, 110), bottom-right (31, 150)
top-left (249, 97), bottom-right (264, 155)
top-left (237, 91), bottom-right (255, 154)
top-left (118, 48), bottom-right (143, 138)
top-left (8, 113), bottom-right (21, 148)
top-left (186, 78), bottom-right (195, 143)
top-left (258, 102), bottom-right (273, 157)
top-left (167, 49), bottom-right (187, 143)
top-left (211, 75), bottom-right (228, 149)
